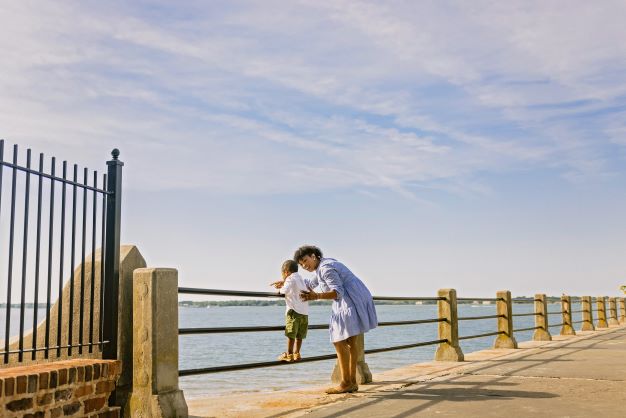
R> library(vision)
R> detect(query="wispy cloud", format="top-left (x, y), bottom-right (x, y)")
top-left (1, 0), bottom-right (625, 196)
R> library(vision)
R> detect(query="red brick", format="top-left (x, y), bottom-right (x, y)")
top-left (6, 397), bottom-right (34, 412)
top-left (95, 380), bottom-right (115, 395)
top-left (24, 412), bottom-right (45, 418)
top-left (16, 375), bottom-right (27, 394)
top-left (100, 363), bottom-right (109, 378)
top-left (50, 406), bottom-right (63, 418)
top-left (93, 364), bottom-right (101, 380)
top-left (77, 366), bottom-right (85, 382)
top-left (84, 396), bottom-right (107, 413)
top-left (68, 367), bottom-right (77, 383)
top-left (39, 372), bottom-right (49, 390)
top-left (98, 407), bottom-right (121, 418)
top-left (4, 377), bottom-right (15, 396)
top-left (54, 388), bottom-right (73, 402)
top-left (63, 401), bottom-right (81, 415)
top-left (85, 365), bottom-right (93, 381)
top-left (49, 370), bottom-right (58, 388)
top-left (37, 392), bottom-right (53, 406)
top-left (28, 374), bottom-right (38, 393)
top-left (74, 384), bottom-right (93, 398)
top-left (58, 368), bottom-right (68, 386)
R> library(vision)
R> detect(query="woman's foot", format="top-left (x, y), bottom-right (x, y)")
top-left (347, 383), bottom-right (358, 393)
top-left (292, 352), bottom-right (302, 361)
top-left (325, 384), bottom-right (353, 394)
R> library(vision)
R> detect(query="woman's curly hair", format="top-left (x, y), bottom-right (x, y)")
top-left (293, 245), bottom-right (323, 262)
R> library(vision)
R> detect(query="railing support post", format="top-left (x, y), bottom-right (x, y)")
top-left (596, 296), bottom-right (608, 328)
top-left (532, 294), bottom-right (552, 341)
top-left (619, 298), bottom-right (626, 324)
top-left (434, 288), bottom-right (464, 361)
top-left (331, 333), bottom-right (372, 384)
top-left (559, 295), bottom-right (576, 335)
top-left (608, 297), bottom-right (619, 326)
top-left (103, 149), bottom-right (123, 361)
top-left (493, 290), bottom-right (518, 348)
top-left (129, 268), bottom-right (188, 418)
top-left (580, 296), bottom-right (595, 331)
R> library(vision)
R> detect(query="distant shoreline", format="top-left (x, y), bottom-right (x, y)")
top-left (178, 297), bottom-right (562, 308)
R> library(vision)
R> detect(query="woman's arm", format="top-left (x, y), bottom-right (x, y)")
top-left (300, 289), bottom-right (337, 301)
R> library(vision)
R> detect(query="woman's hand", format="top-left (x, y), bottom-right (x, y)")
top-left (300, 290), bottom-right (319, 301)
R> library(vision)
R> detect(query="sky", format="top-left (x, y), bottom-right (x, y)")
top-left (1, 0), bottom-right (626, 299)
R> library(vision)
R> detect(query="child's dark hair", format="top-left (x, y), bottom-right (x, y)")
top-left (282, 259), bottom-right (298, 274)
top-left (293, 245), bottom-right (323, 262)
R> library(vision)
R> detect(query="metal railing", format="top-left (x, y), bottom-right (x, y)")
top-left (178, 287), bottom-right (446, 376)
top-left (176, 288), bottom-right (625, 378)
top-left (0, 140), bottom-right (122, 365)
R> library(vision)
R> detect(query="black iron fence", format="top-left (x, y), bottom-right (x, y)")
top-left (0, 140), bottom-right (122, 365)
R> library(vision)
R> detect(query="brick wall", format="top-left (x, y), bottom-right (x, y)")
top-left (0, 359), bottom-right (121, 417)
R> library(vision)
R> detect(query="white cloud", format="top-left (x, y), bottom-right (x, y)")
top-left (1, 0), bottom-right (625, 197)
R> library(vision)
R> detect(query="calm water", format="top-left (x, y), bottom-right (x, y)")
top-left (1, 303), bottom-right (572, 399)
top-left (178, 303), bottom-right (569, 399)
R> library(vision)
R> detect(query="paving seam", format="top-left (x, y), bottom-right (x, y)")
top-left (454, 372), bottom-right (625, 382)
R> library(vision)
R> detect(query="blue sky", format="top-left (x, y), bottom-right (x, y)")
top-left (1, 1), bottom-right (625, 298)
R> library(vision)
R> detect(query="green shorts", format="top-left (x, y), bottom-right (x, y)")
top-left (285, 309), bottom-right (308, 339)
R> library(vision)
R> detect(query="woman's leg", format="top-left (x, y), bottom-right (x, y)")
top-left (332, 340), bottom-right (351, 389)
top-left (346, 335), bottom-right (358, 386)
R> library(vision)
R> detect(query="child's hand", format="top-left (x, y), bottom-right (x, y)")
top-left (270, 280), bottom-right (284, 289)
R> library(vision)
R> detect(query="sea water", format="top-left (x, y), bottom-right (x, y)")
top-left (178, 303), bottom-right (559, 399)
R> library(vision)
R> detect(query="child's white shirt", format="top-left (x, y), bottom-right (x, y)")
top-left (279, 272), bottom-right (309, 315)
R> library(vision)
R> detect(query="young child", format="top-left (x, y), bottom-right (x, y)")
top-left (271, 259), bottom-right (309, 362)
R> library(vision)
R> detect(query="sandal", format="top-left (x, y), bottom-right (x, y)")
top-left (292, 353), bottom-right (302, 361)
top-left (277, 352), bottom-right (293, 362)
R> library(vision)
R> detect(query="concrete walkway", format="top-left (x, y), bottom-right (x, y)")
top-left (303, 326), bottom-right (626, 418)
top-left (187, 326), bottom-right (626, 418)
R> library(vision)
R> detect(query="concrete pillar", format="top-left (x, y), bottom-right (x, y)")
top-left (619, 298), bottom-right (626, 324)
top-left (596, 296), bottom-right (608, 328)
top-left (493, 291), bottom-right (518, 348)
top-left (129, 268), bottom-right (188, 418)
top-left (434, 289), bottom-right (464, 361)
top-left (560, 295), bottom-right (576, 336)
top-left (608, 297), bottom-right (619, 326)
top-left (580, 296), bottom-right (595, 331)
top-left (331, 333), bottom-right (372, 384)
top-left (532, 294), bottom-right (552, 341)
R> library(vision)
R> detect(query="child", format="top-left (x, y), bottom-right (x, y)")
top-left (271, 259), bottom-right (309, 362)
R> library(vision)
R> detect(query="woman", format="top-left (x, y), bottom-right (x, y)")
top-left (295, 245), bottom-right (378, 394)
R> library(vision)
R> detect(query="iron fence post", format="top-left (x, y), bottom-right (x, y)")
top-left (103, 149), bottom-right (123, 360)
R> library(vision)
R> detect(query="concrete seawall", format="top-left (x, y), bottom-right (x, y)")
top-left (187, 325), bottom-right (626, 418)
